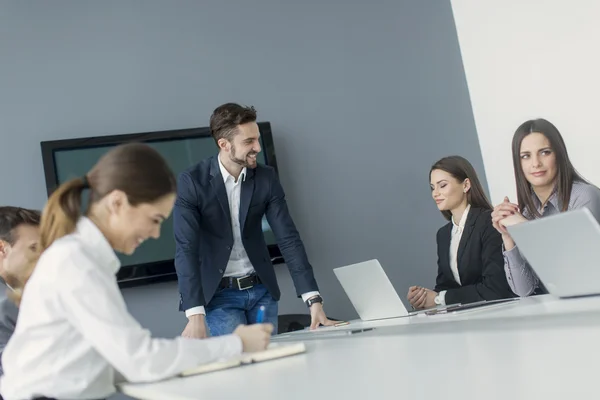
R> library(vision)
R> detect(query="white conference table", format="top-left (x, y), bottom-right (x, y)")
top-left (119, 295), bottom-right (600, 400)
top-left (272, 294), bottom-right (600, 341)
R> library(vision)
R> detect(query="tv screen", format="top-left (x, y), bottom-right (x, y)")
top-left (41, 123), bottom-right (282, 287)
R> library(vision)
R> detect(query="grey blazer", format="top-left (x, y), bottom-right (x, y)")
top-left (0, 295), bottom-right (18, 376)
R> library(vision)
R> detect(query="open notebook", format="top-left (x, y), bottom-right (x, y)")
top-left (180, 342), bottom-right (306, 377)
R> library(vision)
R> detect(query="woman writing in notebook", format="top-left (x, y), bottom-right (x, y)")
top-left (407, 156), bottom-right (514, 309)
top-left (491, 118), bottom-right (600, 297)
top-left (0, 143), bottom-right (272, 400)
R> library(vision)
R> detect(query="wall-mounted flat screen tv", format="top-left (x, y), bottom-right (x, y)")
top-left (40, 122), bottom-right (282, 287)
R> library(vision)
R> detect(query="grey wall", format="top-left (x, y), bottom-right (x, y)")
top-left (1, 1), bottom-right (483, 398)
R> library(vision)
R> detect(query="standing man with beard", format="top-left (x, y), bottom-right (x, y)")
top-left (174, 103), bottom-right (335, 338)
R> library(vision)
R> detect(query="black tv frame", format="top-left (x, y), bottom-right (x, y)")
top-left (40, 122), bottom-right (283, 288)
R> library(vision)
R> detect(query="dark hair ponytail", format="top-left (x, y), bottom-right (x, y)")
top-left (40, 177), bottom-right (87, 252)
top-left (8, 177), bottom-right (87, 305)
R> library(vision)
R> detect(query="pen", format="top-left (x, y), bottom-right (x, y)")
top-left (256, 305), bottom-right (266, 323)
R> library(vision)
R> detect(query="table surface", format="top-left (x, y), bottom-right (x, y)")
top-left (272, 294), bottom-right (600, 340)
top-left (119, 294), bottom-right (600, 400)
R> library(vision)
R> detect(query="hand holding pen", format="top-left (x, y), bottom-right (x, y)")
top-left (232, 306), bottom-right (273, 352)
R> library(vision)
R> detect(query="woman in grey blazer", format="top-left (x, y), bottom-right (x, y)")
top-left (492, 118), bottom-right (600, 296)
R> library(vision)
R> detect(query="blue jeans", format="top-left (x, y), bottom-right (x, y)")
top-left (205, 284), bottom-right (278, 336)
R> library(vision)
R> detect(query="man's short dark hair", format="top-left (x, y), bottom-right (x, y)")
top-left (0, 206), bottom-right (41, 245)
top-left (209, 103), bottom-right (257, 145)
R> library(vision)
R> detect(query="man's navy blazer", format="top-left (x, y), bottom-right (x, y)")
top-left (173, 155), bottom-right (319, 311)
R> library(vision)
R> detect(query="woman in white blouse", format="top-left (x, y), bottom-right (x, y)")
top-left (0, 143), bottom-right (272, 400)
top-left (407, 156), bottom-right (514, 309)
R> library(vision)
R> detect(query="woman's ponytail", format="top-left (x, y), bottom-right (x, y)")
top-left (39, 176), bottom-right (87, 251)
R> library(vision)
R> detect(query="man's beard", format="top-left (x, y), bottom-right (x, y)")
top-left (230, 144), bottom-right (258, 168)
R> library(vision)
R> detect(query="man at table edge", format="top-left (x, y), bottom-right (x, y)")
top-left (173, 102), bottom-right (335, 338)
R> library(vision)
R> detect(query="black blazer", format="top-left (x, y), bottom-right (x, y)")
top-left (435, 207), bottom-right (515, 305)
top-left (173, 156), bottom-right (319, 311)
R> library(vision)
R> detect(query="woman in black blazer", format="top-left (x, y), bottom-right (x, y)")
top-left (407, 156), bottom-right (515, 309)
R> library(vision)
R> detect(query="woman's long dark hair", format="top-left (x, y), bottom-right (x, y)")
top-left (512, 118), bottom-right (585, 218)
top-left (430, 156), bottom-right (492, 221)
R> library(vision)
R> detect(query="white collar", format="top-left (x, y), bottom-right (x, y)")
top-left (452, 204), bottom-right (471, 230)
top-left (76, 217), bottom-right (121, 274)
top-left (218, 154), bottom-right (246, 183)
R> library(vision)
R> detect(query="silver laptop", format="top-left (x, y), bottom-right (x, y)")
top-left (507, 207), bottom-right (600, 298)
top-left (333, 259), bottom-right (410, 321)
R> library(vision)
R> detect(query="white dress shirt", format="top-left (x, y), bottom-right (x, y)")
top-left (185, 156), bottom-right (319, 317)
top-left (0, 217), bottom-right (242, 400)
top-left (219, 161), bottom-right (254, 279)
top-left (438, 204), bottom-right (470, 306)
